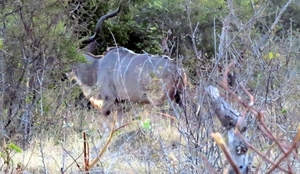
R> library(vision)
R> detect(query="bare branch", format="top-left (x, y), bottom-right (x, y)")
top-left (184, 2), bottom-right (199, 58)
top-left (217, 19), bottom-right (229, 60)
top-left (227, 0), bottom-right (242, 30)
top-left (267, 126), bottom-right (300, 173)
top-left (258, 0), bottom-right (293, 51)
top-left (206, 86), bottom-right (251, 173)
top-left (206, 85), bottom-right (240, 130)
top-left (235, 130), bottom-right (290, 173)
top-left (211, 132), bottom-right (242, 174)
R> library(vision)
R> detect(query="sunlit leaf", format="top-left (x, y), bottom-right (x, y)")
top-left (153, 1), bottom-right (162, 9)
top-left (268, 52), bottom-right (274, 59)
top-left (281, 109), bottom-right (287, 114)
top-left (0, 39), bottom-right (3, 50)
top-left (141, 118), bottom-right (151, 131)
top-left (8, 143), bottom-right (22, 153)
top-left (0, 152), bottom-right (4, 158)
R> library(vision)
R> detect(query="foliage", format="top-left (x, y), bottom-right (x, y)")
top-left (0, 142), bottom-right (22, 173)
top-left (141, 118), bottom-right (152, 131)
top-left (0, 0), bottom-right (80, 146)
top-left (69, 0), bottom-right (226, 55)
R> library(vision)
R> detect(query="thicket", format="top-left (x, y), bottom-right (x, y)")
top-left (1, 0), bottom-right (300, 173)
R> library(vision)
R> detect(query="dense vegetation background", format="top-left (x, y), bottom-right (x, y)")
top-left (1, 0), bottom-right (300, 173)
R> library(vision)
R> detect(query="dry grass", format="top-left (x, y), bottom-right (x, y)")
top-left (9, 105), bottom-right (185, 173)
top-left (5, 75), bottom-right (300, 174)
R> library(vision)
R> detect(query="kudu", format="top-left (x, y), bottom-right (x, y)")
top-left (69, 6), bottom-right (187, 116)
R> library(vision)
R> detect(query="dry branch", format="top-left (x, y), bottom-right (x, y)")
top-left (206, 60), bottom-right (300, 173)
top-left (206, 85), bottom-right (251, 173)
top-left (267, 126), bottom-right (300, 174)
top-left (205, 85), bottom-right (246, 132)
top-left (258, 0), bottom-right (294, 51)
top-left (84, 114), bottom-right (131, 172)
top-left (211, 132), bottom-right (242, 174)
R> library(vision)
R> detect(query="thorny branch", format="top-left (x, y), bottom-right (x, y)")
top-left (212, 61), bottom-right (300, 173)
top-left (235, 130), bottom-right (290, 173)
top-left (267, 126), bottom-right (300, 173)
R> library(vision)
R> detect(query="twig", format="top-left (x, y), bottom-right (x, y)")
top-left (221, 61), bottom-right (236, 90)
top-left (83, 132), bottom-right (89, 171)
top-left (257, 112), bottom-right (287, 150)
top-left (211, 132), bottom-right (241, 174)
top-left (217, 62), bottom-right (300, 173)
top-left (61, 147), bottom-right (83, 172)
top-left (87, 115), bottom-right (129, 170)
top-left (235, 130), bottom-right (290, 173)
top-left (222, 62), bottom-right (291, 150)
top-left (227, 0), bottom-right (242, 29)
top-left (24, 141), bottom-right (36, 170)
top-left (184, 2), bottom-right (199, 58)
top-left (157, 112), bottom-right (177, 123)
top-left (267, 126), bottom-right (300, 173)
top-left (200, 155), bottom-right (217, 173)
top-left (240, 83), bottom-right (254, 107)
top-left (258, 0), bottom-right (293, 51)
top-left (219, 61), bottom-right (255, 110)
top-left (87, 117), bottom-right (116, 170)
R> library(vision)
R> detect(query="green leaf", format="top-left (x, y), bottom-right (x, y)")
top-left (281, 109), bottom-right (287, 114)
top-left (141, 118), bottom-right (151, 131)
top-left (153, 1), bottom-right (162, 9)
top-left (50, 21), bottom-right (66, 35)
top-left (149, 27), bottom-right (157, 31)
top-left (7, 143), bottom-right (22, 153)
top-left (0, 39), bottom-right (3, 50)
top-left (268, 52), bottom-right (274, 59)
top-left (0, 152), bottom-right (4, 158)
